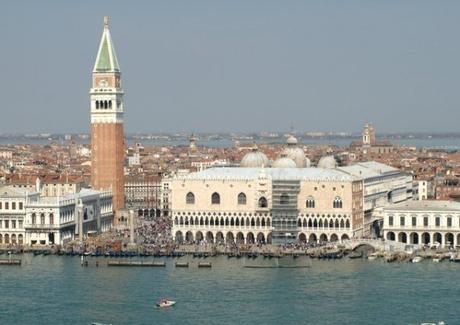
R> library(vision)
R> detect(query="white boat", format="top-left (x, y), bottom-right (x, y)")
top-left (432, 258), bottom-right (441, 263)
top-left (367, 253), bottom-right (378, 261)
top-left (412, 256), bottom-right (424, 263)
top-left (156, 299), bottom-right (176, 308)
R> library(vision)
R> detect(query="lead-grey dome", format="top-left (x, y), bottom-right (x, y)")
top-left (272, 155), bottom-right (297, 168)
top-left (317, 155), bottom-right (338, 169)
top-left (282, 135), bottom-right (308, 168)
top-left (240, 145), bottom-right (269, 168)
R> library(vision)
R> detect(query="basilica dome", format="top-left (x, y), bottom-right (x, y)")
top-left (281, 135), bottom-right (308, 168)
top-left (272, 155), bottom-right (297, 168)
top-left (240, 145), bottom-right (269, 168)
top-left (317, 155), bottom-right (338, 169)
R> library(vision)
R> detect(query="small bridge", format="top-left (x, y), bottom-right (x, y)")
top-left (326, 238), bottom-right (411, 252)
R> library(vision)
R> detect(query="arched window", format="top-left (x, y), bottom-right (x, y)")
top-left (306, 196), bottom-right (315, 208)
top-left (211, 192), bottom-right (220, 205)
top-left (31, 213), bottom-right (36, 225)
top-left (237, 193), bottom-right (247, 205)
top-left (49, 213), bottom-right (54, 225)
top-left (333, 197), bottom-right (343, 209)
top-left (40, 213), bottom-right (45, 225)
top-left (96, 101), bottom-right (99, 109)
top-left (258, 197), bottom-right (268, 208)
top-left (109, 100), bottom-right (112, 109)
top-left (280, 193), bottom-right (289, 205)
top-left (186, 192), bottom-right (195, 204)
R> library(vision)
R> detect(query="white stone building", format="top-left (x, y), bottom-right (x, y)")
top-left (24, 189), bottom-right (113, 246)
top-left (171, 167), bottom-right (363, 245)
top-left (338, 161), bottom-right (413, 235)
top-left (383, 200), bottom-right (460, 247)
top-left (0, 186), bottom-right (39, 246)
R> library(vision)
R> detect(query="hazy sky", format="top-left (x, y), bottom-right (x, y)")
top-left (1, 0), bottom-right (460, 134)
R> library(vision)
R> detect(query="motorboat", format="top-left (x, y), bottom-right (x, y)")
top-left (156, 299), bottom-right (176, 308)
top-left (412, 256), bottom-right (424, 263)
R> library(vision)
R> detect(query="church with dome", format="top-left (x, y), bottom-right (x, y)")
top-left (170, 136), bottom-right (413, 245)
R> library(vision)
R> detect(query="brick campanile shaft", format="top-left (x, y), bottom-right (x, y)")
top-left (90, 16), bottom-right (125, 218)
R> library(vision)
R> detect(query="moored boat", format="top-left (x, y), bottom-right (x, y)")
top-left (412, 256), bottom-right (424, 263)
top-left (348, 251), bottom-right (363, 259)
top-left (367, 253), bottom-right (378, 261)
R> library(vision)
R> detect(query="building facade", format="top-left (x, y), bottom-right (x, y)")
top-left (0, 187), bottom-right (39, 246)
top-left (124, 176), bottom-right (161, 216)
top-left (90, 16), bottom-right (125, 217)
top-left (338, 161), bottom-right (413, 236)
top-left (8, 175), bottom-right (83, 197)
top-left (435, 177), bottom-right (460, 201)
top-left (170, 158), bottom-right (413, 245)
top-left (383, 200), bottom-right (460, 247)
top-left (24, 189), bottom-right (113, 246)
top-left (171, 167), bottom-right (365, 245)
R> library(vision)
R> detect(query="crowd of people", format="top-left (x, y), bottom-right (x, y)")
top-left (135, 214), bottom-right (173, 245)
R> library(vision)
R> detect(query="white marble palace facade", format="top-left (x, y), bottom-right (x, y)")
top-left (383, 200), bottom-right (460, 247)
top-left (171, 167), bottom-right (363, 245)
top-left (170, 160), bottom-right (412, 245)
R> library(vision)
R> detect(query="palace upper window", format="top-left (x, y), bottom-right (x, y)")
top-left (258, 197), bottom-right (268, 208)
top-left (238, 193), bottom-right (247, 205)
top-left (211, 192), bottom-right (220, 205)
top-left (333, 197), bottom-right (343, 209)
top-left (306, 196), bottom-right (315, 208)
top-left (186, 192), bottom-right (195, 205)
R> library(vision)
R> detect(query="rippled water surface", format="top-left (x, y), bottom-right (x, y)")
top-left (0, 255), bottom-right (457, 325)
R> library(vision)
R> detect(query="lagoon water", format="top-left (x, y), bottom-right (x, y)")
top-left (2, 137), bottom-right (460, 151)
top-left (0, 255), bottom-right (458, 325)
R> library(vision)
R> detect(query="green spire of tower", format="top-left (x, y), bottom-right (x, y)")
top-left (93, 16), bottom-right (120, 73)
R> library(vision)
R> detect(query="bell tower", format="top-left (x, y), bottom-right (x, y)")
top-left (90, 16), bottom-right (125, 217)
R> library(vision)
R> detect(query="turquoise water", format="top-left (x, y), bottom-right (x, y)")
top-left (0, 255), bottom-right (457, 325)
